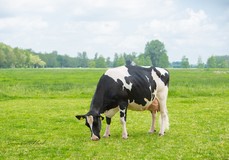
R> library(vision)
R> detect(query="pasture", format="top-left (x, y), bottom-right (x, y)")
top-left (0, 68), bottom-right (228, 159)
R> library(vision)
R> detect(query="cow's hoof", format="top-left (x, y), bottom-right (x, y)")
top-left (159, 132), bottom-right (165, 136)
top-left (148, 130), bottom-right (156, 134)
top-left (122, 135), bottom-right (128, 139)
top-left (122, 136), bottom-right (128, 139)
top-left (103, 134), bottom-right (110, 138)
top-left (91, 137), bottom-right (100, 141)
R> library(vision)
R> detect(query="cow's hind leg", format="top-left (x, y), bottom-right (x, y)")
top-left (159, 102), bottom-right (169, 136)
top-left (158, 90), bottom-right (169, 136)
top-left (149, 110), bottom-right (157, 134)
top-left (119, 101), bottom-right (128, 139)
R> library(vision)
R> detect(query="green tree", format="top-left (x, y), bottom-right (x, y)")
top-left (181, 56), bottom-right (190, 68)
top-left (5, 48), bottom-right (16, 68)
top-left (158, 52), bottom-right (169, 68)
top-left (30, 55), bottom-right (46, 68)
top-left (0, 49), bottom-right (6, 67)
top-left (207, 55), bottom-right (229, 68)
top-left (207, 56), bottom-right (216, 68)
top-left (95, 55), bottom-right (106, 68)
top-left (24, 50), bottom-right (31, 67)
top-left (106, 57), bottom-right (112, 68)
top-left (144, 40), bottom-right (169, 67)
top-left (88, 59), bottom-right (96, 68)
top-left (45, 51), bottom-right (60, 67)
top-left (76, 52), bottom-right (89, 68)
top-left (94, 53), bottom-right (98, 61)
top-left (0, 43), bottom-right (34, 68)
top-left (216, 55), bottom-right (229, 68)
top-left (197, 56), bottom-right (204, 68)
top-left (113, 53), bottom-right (125, 67)
top-left (135, 53), bottom-right (151, 66)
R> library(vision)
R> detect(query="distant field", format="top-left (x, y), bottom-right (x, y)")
top-left (0, 68), bottom-right (228, 159)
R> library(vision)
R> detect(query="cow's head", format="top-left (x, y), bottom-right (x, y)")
top-left (76, 112), bottom-right (104, 141)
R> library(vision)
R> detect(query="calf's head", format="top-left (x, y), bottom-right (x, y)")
top-left (76, 112), bottom-right (104, 141)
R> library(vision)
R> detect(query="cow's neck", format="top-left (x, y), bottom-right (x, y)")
top-left (89, 93), bottom-right (104, 115)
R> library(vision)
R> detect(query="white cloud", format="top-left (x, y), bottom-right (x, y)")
top-left (0, 16), bottom-right (48, 31)
top-left (84, 21), bottom-right (120, 35)
top-left (116, 35), bottom-right (146, 53)
top-left (134, 8), bottom-right (227, 63)
top-left (2, 0), bottom-right (57, 14)
top-left (138, 9), bottom-right (217, 36)
top-left (0, 0), bottom-right (228, 64)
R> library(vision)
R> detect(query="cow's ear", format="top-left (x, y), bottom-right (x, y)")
top-left (99, 115), bottom-right (104, 121)
top-left (76, 115), bottom-right (86, 120)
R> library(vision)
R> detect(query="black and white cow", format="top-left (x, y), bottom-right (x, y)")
top-left (76, 65), bottom-right (169, 140)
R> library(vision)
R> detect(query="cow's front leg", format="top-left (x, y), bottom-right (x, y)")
top-left (103, 117), bottom-right (111, 138)
top-left (119, 102), bottom-right (128, 139)
top-left (103, 107), bottom-right (119, 138)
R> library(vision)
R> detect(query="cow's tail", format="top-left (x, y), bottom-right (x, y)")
top-left (166, 71), bottom-right (170, 130)
top-left (163, 69), bottom-right (169, 130)
top-left (165, 69), bottom-right (170, 87)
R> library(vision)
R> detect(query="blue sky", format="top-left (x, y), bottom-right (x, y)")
top-left (0, 0), bottom-right (228, 64)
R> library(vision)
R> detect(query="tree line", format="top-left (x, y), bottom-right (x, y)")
top-left (0, 41), bottom-right (228, 68)
top-left (35, 40), bottom-right (169, 68)
top-left (0, 43), bottom-right (46, 68)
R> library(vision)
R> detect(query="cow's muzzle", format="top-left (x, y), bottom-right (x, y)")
top-left (91, 134), bottom-right (100, 141)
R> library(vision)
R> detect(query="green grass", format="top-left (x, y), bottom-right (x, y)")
top-left (0, 68), bottom-right (229, 159)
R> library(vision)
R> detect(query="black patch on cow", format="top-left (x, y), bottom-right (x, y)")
top-left (91, 116), bottom-right (102, 139)
top-left (106, 117), bottom-right (111, 125)
top-left (120, 111), bottom-right (125, 117)
top-left (92, 75), bottom-right (128, 114)
top-left (153, 68), bottom-right (170, 87)
top-left (124, 65), bottom-right (157, 106)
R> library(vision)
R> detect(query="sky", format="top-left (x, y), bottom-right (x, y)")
top-left (0, 0), bottom-right (228, 64)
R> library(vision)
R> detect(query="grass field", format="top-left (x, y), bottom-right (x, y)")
top-left (0, 68), bottom-right (228, 159)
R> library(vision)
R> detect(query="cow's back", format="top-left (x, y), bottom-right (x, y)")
top-left (104, 65), bottom-right (159, 108)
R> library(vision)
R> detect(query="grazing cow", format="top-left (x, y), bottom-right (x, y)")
top-left (76, 65), bottom-right (169, 140)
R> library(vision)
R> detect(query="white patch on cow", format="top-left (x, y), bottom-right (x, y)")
top-left (120, 117), bottom-right (128, 139)
top-left (104, 107), bottom-right (119, 118)
top-left (144, 98), bottom-right (152, 106)
top-left (145, 75), bottom-right (150, 81)
top-left (128, 99), bottom-right (152, 111)
top-left (119, 108), bottom-right (126, 114)
top-left (103, 125), bottom-right (110, 138)
top-left (86, 115), bottom-right (93, 129)
top-left (123, 81), bottom-right (132, 91)
top-left (128, 102), bottom-right (144, 111)
top-left (105, 66), bottom-right (133, 91)
top-left (155, 67), bottom-right (168, 76)
top-left (151, 68), bottom-right (168, 92)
